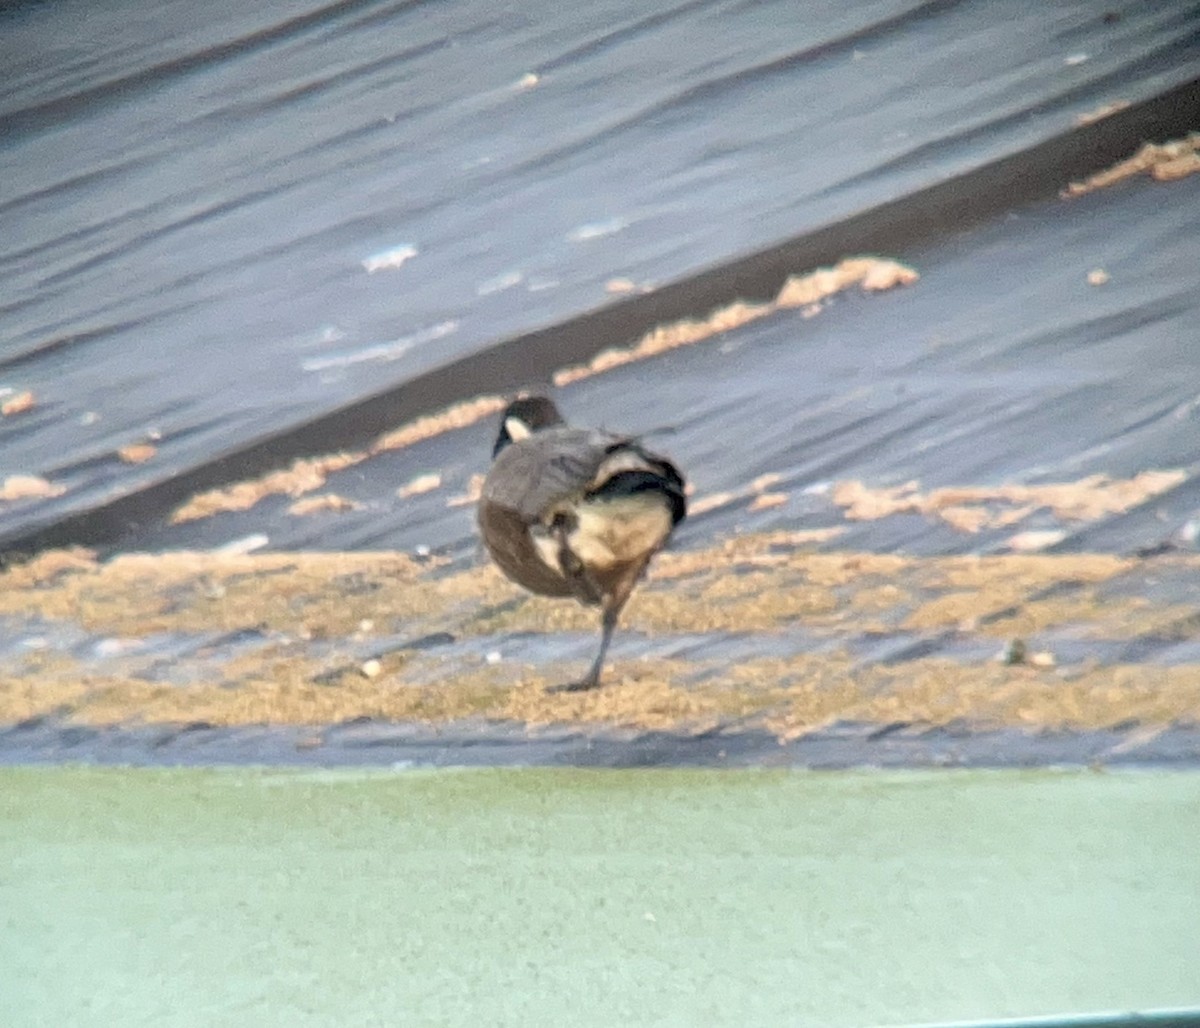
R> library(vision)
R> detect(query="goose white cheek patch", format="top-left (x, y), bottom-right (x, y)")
top-left (504, 417), bottom-right (532, 442)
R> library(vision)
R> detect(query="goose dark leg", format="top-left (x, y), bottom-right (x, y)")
top-left (550, 603), bottom-right (619, 693)
top-left (547, 561), bottom-right (645, 693)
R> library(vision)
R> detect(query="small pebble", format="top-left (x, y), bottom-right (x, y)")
top-left (1001, 639), bottom-right (1027, 665)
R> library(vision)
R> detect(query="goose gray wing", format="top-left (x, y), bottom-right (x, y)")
top-left (480, 426), bottom-right (624, 523)
top-left (479, 425), bottom-right (686, 600)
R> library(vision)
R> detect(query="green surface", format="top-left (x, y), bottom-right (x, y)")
top-left (2, 768), bottom-right (1198, 1027)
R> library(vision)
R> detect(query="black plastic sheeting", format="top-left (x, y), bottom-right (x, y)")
top-left (2, 0), bottom-right (1199, 555)
top-left (87, 166), bottom-right (1200, 563)
top-left (4, 718), bottom-right (1200, 769)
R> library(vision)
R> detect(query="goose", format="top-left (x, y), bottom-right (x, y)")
top-left (478, 396), bottom-right (686, 691)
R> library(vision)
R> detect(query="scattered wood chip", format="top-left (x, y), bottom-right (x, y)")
top-left (171, 453), bottom-right (364, 523)
top-left (117, 443), bottom-right (157, 464)
top-left (555, 256), bottom-right (918, 386)
top-left (446, 473), bottom-right (485, 508)
top-left (860, 259), bottom-right (920, 292)
top-left (833, 471), bottom-right (1185, 533)
top-left (750, 473), bottom-right (783, 493)
top-left (167, 398), bottom-right (508, 525)
top-left (1075, 100), bottom-right (1130, 126)
top-left (1062, 132), bottom-right (1200, 197)
top-left (288, 494), bottom-right (362, 516)
top-left (371, 396), bottom-right (505, 454)
top-left (689, 491), bottom-right (739, 516)
top-left (1, 390), bottom-right (35, 417)
top-left (397, 472), bottom-right (442, 499)
top-left (0, 474), bottom-right (65, 502)
top-left (937, 505), bottom-right (991, 534)
top-left (749, 492), bottom-right (788, 511)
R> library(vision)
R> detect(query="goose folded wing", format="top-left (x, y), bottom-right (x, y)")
top-left (482, 428), bottom-right (621, 524)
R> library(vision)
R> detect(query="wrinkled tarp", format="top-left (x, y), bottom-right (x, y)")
top-left (2, 0), bottom-right (1199, 555)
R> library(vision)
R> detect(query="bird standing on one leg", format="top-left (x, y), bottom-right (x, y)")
top-left (477, 396), bottom-right (687, 692)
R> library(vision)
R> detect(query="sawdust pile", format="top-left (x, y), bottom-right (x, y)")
top-left (169, 396), bottom-right (509, 524)
top-left (370, 396), bottom-right (506, 453)
top-left (554, 257), bottom-right (918, 387)
top-left (1, 534), bottom-right (1197, 737)
top-left (1062, 132), bottom-right (1200, 197)
top-left (832, 471), bottom-right (1185, 536)
top-left (172, 452), bottom-right (365, 523)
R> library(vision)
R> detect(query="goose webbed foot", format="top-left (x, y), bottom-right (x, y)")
top-left (545, 675), bottom-right (602, 694)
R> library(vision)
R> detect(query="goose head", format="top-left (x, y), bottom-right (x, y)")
top-left (492, 396), bottom-right (566, 457)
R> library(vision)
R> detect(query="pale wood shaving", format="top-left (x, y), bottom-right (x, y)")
top-left (1, 474), bottom-right (65, 503)
top-left (554, 257), bottom-right (918, 386)
top-left (1074, 100), bottom-right (1130, 126)
top-left (288, 494), bottom-right (362, 516)
top-left (1, 390), bottom-right (35, 417)
top-left (117, 443), bottom-right (157, 464)
top-left (171, 453), bottom-right (364, 523)
top-left (370, 396), bottom-right (506, 454)
top-left (832, 471), bottom-right (1186, 533)
top-left (397, 472), bottom-right (442, 499)
top-left (1062, 132), bottom-right (1200, 197)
